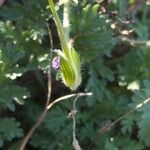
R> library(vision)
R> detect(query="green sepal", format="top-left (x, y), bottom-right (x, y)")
top-left (55, 48), bottom-right (82, 90)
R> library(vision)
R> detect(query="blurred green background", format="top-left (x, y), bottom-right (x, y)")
top-left (0, 0), bottom-right (150, 149)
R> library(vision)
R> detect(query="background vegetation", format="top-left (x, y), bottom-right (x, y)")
top-left (0, 0), bottom-right (150, 149)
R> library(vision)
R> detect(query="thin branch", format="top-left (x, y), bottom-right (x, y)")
top-left (46, 23), bottom-right (53, 106)
top-left (72, 96), bottom-right (79, 141)
top-left (19, 24), bottom-right (92, 149)
top-left (88, 97), bottom-right (150, 150)
top-left (99, 97), bottom-right (150, 134)
top-left (110, 97), bottom-right (150, 128)
top-left (47, 92), bottom-right (92, 150)
top-left (19, 25), bottom-right (53, 150)
top-left (72, 96), bottom-right (82, 150)
top-left (19, 109), bottom-right (48, 150)
top-left (47, 92), bottom-right (92, 109)
top-left (19, 90), bottom-right (92, 149)
top-left (120, 36), bottom-right (150, 47)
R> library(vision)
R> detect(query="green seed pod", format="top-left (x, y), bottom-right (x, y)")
top-left (48, 0), bottom-right (82, 90)
top-left (55, 47), bottom-right (82, 91)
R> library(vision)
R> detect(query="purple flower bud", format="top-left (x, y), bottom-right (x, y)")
top-left (52, 56), bottom-right (60, 70)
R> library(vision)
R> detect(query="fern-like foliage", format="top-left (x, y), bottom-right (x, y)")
top-left (71, 4), bottom-right (114, 60)
top-left (121, 80), bottom-right (150, 147)
top-left (0, 118), bottom-right (23, 147)
top-left (0, 0), bottom-right (150, 149)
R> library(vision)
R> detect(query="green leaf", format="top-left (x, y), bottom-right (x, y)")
top-left (0, 82), bottom-right (30, 109)
top-left (138, 105), bottom-right (150, 146)
top-left (0, 118), bottom-right (23, 147)
top-left (86, 67), bottom-right (111, 104)
top-left (95, 62), bottom-right (115, 82)
top-left (44, 106), bottom-right (67, 132)
top-left (71, 4), bottom-right (114, 60)
top-left (115, 136), bottom-right (144, 150)
top-left (121, 114), bottom-right (138, 134)
top-left (104, 140), bottom-right (118, 150)
top-left (123, 80), bottom-right (150, 146)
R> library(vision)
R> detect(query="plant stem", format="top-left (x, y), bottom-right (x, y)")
top-left (63, 0), bottom-right (70, 44)
top-left (47, 92), bottom-right (92, 109)
top-left (48, 0), bottom-right (69, 53)
top-left (19, 25), bottom-right (53, 150)
top-left (72, 96), bottom-right (81, 150)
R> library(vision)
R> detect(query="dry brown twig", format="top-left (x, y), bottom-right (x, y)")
top-left (47, 92), bottom-right (92, 109)
top-left (19, 24), bottom-right (92, 150)
top-left (68, 95), bottom-right (82, 150)
top-left (19, 24), bottom-right (53, 150)
top-left (87, 97), bottom-right (150, 150)
top-left (19, 24), bottom-right (92, 149)
top-left (120, 37), bottom-right (150, 47)
top-left (19, 92), bottom-right (92, 150)
top-left (19, 25), bottom-right (92, 150)
top-left (99, 97), bottom-right (150, 134)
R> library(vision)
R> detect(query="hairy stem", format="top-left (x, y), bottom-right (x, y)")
top-left (48, 0), bottom-right (69, 53)
top-left (63, 0), bottom-right (70, 43)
